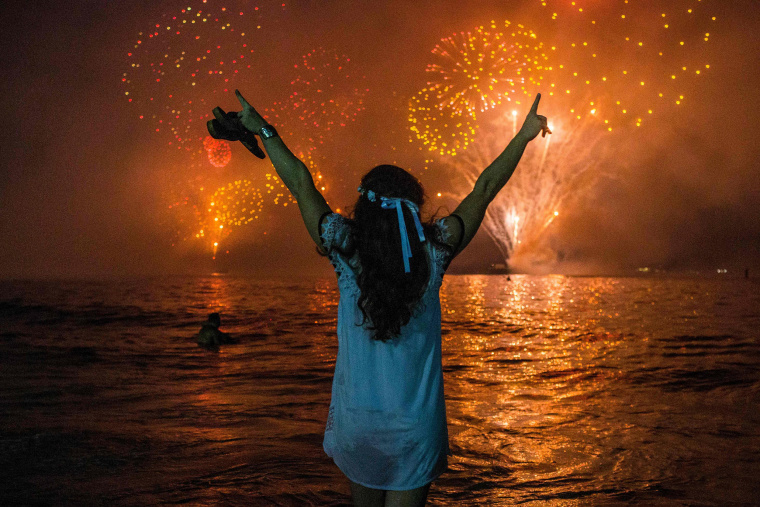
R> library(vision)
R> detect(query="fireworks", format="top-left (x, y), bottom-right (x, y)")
top-left (413, 2), bottom-right (715, 154)
top-left (459, 111), bottom-right (605, 269)
top-left (533, 0), bottom-right (716, 130)
top-left (410, 20), bottom-right (549, 158)
top-left (207, 173), bottom-right (298, 235)
top-left (408, 88), bottom-right (478, 157)
top-left (122, 2), bottom-right (285, 150)
top-left (165, 173), bottom-right (295, 245)
top-left (425, 22), bottom-right (550, 115)
top-left (419, 2), bottom-right (716, 268)
top-left (263, 47), bottom-right (367, 147)
top-left (203, 136), bottom-right (232, 167)
top-left (124, 1), bottom-right (290, 254)
top-left (212, 178), bottom-right (268, 227)
top-left (210, 174), bottom-right (293, 231)
top-left (124, 6), bottom-right (356, 254)
top-left (128, 1), bottom-right (716, 264)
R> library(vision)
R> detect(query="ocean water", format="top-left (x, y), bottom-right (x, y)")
top-left (1, 274), bottom-right (759, 506)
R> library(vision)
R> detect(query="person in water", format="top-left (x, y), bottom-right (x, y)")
top-left (196, 312), bottom-right (234, 349)
top-left (231, 89), bottom-right (549, 506)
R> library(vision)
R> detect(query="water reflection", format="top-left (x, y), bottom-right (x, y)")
top-left (306, 278), bottom-right (339, 360)
top-left (198, 274), bottom-right (235, 314)
top-left (3, 275), bottom-right (758, 504)
top-left (440, 276), bottom-right (643, 503)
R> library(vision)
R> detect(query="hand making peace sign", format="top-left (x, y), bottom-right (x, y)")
top-left (519, 93), bottom-right (552, 141)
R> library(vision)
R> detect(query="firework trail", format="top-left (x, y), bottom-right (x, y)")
top-left (452, 109), bottom-right (607, 269)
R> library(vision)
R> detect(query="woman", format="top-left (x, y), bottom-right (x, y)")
top-left (232, 89), bottom-right (549, 506)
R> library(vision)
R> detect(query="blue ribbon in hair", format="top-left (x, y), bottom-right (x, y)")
top-left (358, 186), bottom-right (426, 273)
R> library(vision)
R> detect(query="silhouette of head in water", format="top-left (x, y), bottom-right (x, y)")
top-left (207, 312), bottom-right (221, 328)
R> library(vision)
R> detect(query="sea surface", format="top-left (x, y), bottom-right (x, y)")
top-left (1, 274), bottom-right (759, 506)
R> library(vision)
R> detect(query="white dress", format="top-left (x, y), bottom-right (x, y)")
top-left (320, 213), bottom-right (453, 490)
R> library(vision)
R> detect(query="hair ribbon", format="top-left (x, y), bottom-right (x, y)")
top-left (358, 186), bottom-right (426, 273)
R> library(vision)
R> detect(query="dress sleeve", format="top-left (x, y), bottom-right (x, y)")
top-left (433, 218), bottom-right (457, 273)
top-left (435, 217), bottom-right (452, 244)
top-left (320, 213), bottom-right (353, 252)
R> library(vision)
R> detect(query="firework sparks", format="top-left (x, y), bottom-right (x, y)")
top-left (534, 0), bottom-right (716, 130)
top-left (461, 111), bottom-right (606, 269)
top-left (123, 5), bottom-right (356, 255)
top-left (408, 88), bottom-right (478, 157)
top-left (410, 20), bottom-right (549, 159)
top-left (203, 136), bottom-right (232, 167)
top-left (122, 2), bottom-right (286, 150)
top-left (425, 21), bottom-right (550, 115)
top-left (421, 3), bottom-right (716, 268)
top-left (264, 47), bottom-right (368, 146)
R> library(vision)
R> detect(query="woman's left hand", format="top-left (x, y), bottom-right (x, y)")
top-left (235, 89), bottom-right (268, 133)
top-left (519, 93), bottom-right (551, 141)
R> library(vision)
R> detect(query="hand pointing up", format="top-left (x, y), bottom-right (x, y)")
top-left (519, 93), bottom-right (552, 141)
top-left (235, 89), bottom-right (268, 133)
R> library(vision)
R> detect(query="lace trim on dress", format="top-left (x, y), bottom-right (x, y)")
top-left (322, 214), bottom-right (452, 297)
top-left (430, 218), bottom-right (455, 278)
top-left (321, 214), bottom-right (361, 299)
top-left (320, 213), bottom-right (349, 251)
top-left (436, 217), bottom-right (452, 244)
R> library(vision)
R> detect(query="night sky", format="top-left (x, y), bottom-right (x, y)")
top-left (1, 0), bottom-right (758, 278)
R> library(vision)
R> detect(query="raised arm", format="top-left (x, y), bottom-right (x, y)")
top-left (444, 94), bottom-right (550, 255)
top-left (234, 90), bottom-right (331, 249)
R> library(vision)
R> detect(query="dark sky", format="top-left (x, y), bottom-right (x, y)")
top-left (1, 0), bottom-right (758, 278)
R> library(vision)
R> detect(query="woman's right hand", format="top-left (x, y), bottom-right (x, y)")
top-left (519, 93), bottom-right (551, 141)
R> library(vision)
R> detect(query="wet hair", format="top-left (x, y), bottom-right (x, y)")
top-left (207, 312), bottom-right (221, 328)
top-left (340, 165), bottom-right (452, 342)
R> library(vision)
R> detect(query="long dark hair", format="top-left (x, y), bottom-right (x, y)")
top-left (343, 165), bottom-right (448, 342)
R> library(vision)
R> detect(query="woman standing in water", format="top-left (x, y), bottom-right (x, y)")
top-left (230, 89), bottom-right (549, 506)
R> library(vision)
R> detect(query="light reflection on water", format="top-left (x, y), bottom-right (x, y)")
top-left (0, 275), bottom-right (759, 505)
top-left (440, 275), bottom-right (760, 505)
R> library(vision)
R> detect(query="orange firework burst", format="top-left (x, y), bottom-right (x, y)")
top-left (408, 88), bottom-right (478, 157)
top-left (426, 21), bottom-right (550, 115)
